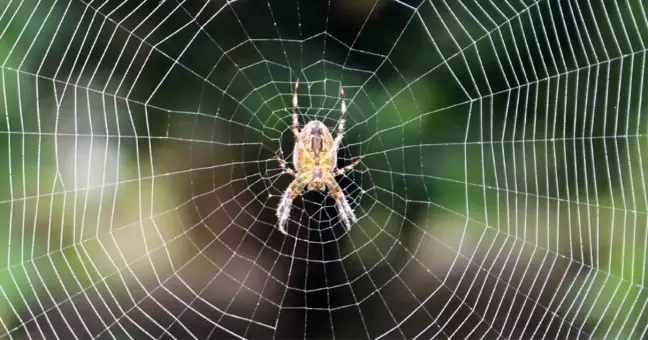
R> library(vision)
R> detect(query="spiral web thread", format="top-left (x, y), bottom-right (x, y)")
top-left (0, 0), bottom-right (647, 339)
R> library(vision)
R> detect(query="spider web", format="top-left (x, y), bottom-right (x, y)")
top-left (1, 0), bottom-right (647, 338)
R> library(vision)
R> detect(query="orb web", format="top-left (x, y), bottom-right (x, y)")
top-left (0, 0), bottom-right (647, 339)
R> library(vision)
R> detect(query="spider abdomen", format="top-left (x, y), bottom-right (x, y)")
top-left (293, 120), bottom-right (337, 171)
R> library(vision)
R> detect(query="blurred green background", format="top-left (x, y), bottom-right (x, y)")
top-left (0, 0), bottom-right (647, 338)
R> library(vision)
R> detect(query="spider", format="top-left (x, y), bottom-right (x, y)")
top-left (274, 79), bottom-right (362, 235)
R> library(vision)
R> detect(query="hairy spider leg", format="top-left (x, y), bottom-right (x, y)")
top-left (292, 78), bottom-right (300, 138)
top-left (333, 85), bottom-right (347, 149)
top-left (321, 85), bottom-right (349, 163)
top-left (328, 178), bottom-right (358, 230)
top-left (316, 84), bottom-right (362, 172)
top-left (291, 78), bottom-right (315, 164)
top-left (334, 158), bottom-right (361, 177)
top-left (337, 85), bottom-right (347, 141)
top-left (275, 155), bottom-right (296, 177)
top-left (276, 174), bottom-right (309, 235)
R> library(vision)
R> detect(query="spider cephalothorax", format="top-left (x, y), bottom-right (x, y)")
top-left (274, 79), bottom-right (361, 235)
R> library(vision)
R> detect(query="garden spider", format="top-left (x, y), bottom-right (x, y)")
top-left (274, 79), bottom-right (361, 235)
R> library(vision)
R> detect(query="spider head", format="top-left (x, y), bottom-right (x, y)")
top-left (309, 167), bottom-right (326, 191)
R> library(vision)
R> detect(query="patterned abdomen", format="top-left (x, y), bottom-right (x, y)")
top-left (293, 120), bottom-right (336, 172)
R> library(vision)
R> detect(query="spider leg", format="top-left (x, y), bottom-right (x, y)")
top-left (328, 177), bottom-right (358, 231)
top-left (331, 85), bottom-right (347, 151)
top-left (276, 175), bottom-right (307, 235)
top-left (292, 79), bottom-right (300, 139)
top-left (322, 85), bottom-right (349, 163)
top-left (275, 155), bottom-right (296, 177)
top-left (290, 78), bottom-right (315, 163)
top-left (338, 84), bottom-right (347, 138)
top-left (334, 158), bottom-right (361, 176)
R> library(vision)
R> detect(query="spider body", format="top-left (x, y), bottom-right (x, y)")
top-left (274, 79), bottom-right (361, 235)
top-left (294, 120), bottom-right (335, 191)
